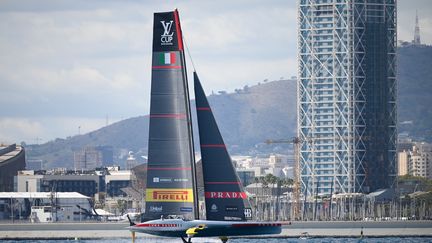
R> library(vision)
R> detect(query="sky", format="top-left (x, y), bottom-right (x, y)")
top-left (0, 0), bottom-right (431, 144)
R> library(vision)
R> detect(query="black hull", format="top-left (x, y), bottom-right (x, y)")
top-left (136, 226), bottom-right (281, 238)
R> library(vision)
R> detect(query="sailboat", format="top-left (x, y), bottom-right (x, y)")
top-left (127, 9), bottom-right (288, 243)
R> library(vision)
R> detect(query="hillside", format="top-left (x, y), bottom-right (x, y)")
top-left (25, 116), bottom-right (150, 168)
top-left (26, 45), bottom-right (432, 168)
top-left (397, 45), bottom-right (432, 140)
top-left (26, 79), bottom-right (296, 168)
top-left (201, 79), bottom-right (297, 153)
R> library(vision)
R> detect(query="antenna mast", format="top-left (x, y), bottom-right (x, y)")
top-left (413, 10), bottom-right (421, 45)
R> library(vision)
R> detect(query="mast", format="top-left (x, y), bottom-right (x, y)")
top-left (144, 9), bottom-right (196, 221)
top-left (413, 10), bottom-right (421, 45)
top-left (173, 10), bottom-right (199, 220)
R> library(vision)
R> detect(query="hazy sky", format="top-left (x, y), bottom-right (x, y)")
top-left (1, 0), bottom-right (431, 144)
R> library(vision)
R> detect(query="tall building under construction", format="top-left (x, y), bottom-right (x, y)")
top-left (297, 0), bottom-right (397, 197)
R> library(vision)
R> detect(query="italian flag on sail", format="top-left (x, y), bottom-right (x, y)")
top-left (160, 52), bottom-right (176, 65)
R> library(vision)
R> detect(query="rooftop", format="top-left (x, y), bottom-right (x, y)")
top-left (0, 144), bottom-right (23, 164)
top-left (0, 192), bottom-right (89, 199)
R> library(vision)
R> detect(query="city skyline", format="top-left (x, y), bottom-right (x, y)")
top-left (1, 0), bottom-right (431, 144)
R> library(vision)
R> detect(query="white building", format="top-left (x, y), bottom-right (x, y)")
top-left (0, 192), bottom-right (91, 222)
top-left (15, 170), bottom-right (43, 192)
top-left (105, 169), bottom-right (132, 197)
top-left (269, 154), bottom-right (287, 168)
top-left (125, 151), bottom-right (139, 170)
top-left (409, 143), bottom-right (432, 179)
top-left (16, 167), bottom-right (133, 199)
top-left (231, 156), bottom-right (253, 168)
top-left (233, 154), bottom-right (289, 179)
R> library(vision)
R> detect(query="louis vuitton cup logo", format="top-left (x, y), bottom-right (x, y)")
top-left (160, 20), bottom-right (174, 45)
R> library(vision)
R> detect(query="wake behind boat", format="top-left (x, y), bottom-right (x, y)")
top-left (128, 9), bottom-right (288, 243)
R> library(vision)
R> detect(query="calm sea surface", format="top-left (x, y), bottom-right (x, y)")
top-left (2, 237), bottom-right (432, 243)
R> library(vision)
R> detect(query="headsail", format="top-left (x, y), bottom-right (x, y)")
top-left (145, 10), bottom-right (198, 220)
top-left (194, 72), bottom-right (248, 221)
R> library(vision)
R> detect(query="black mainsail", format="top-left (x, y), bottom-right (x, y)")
top-left (145, 10), bottom-right (198, 220)
top-left (129, 10), bottom-right (285, 240)
top-left (194, 72), bottom-right (248, 221)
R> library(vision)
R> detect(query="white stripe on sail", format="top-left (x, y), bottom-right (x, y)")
top-left (164, 53), bottom-right (171, 64)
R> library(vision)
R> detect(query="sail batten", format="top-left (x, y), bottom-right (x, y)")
top-left (147, 167), bottom-right (192, 170)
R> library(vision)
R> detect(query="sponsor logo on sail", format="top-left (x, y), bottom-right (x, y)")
top-left (149, 206), bottom-right (163, 212)
top-left (205, 192), bottom-right (247, 199)
top-left (225, 206), bottom-right (238, 212)
top-left (244, 208), bottom-right (252, 219)
top-left (153, 177), bottom-right (172, 183)
top-left (224, 216), bottom-right (242, 221)
top-left (180, 207), bottom-right (193, 212)
top-left (160, 20), bottom-right (174, 45)
top-left (210, 204), bottom-right (218, 212)
top-left (146, 188), bottom-right (193, 202)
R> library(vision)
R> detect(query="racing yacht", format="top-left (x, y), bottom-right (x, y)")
top-left (127, 9), bottom-right (289, 243)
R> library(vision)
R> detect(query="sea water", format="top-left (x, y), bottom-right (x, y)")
top-left (2, 237), bottom-right (432, 243)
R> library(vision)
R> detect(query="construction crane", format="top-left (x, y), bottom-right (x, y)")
top-left (265, 137), bottom-right (301, 220)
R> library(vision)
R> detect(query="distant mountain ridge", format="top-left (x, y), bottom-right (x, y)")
top-left (26, 45), bottom-right (432, 168)
top-left (397, 45), bottom-right (432, 140)
top-left (27, 78), bottom-right (296, 168)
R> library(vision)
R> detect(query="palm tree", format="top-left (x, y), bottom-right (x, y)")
top-left (260, 174), bottom-right (279, 220)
